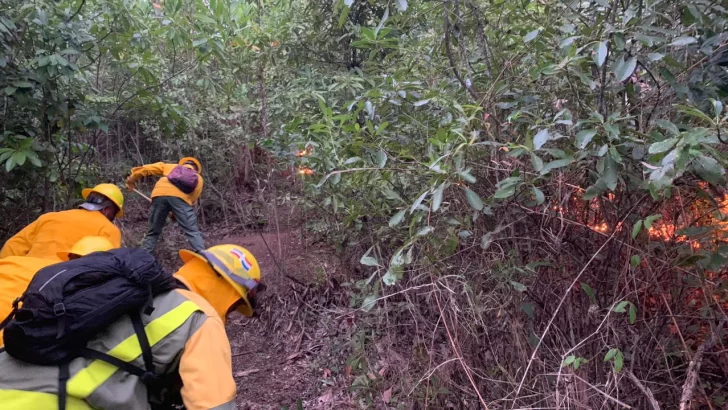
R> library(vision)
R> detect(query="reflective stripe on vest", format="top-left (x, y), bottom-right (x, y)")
top-left (0, 389), bottom-right (93, 410)
top-left (67, 300), bottom-right (200, 399)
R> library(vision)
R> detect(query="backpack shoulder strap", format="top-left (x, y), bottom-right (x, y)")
top-left (82, 347), bottom-right (167, 409)
top-left (76, 312), bottom-right (164, 401)
top-left (80, 348), bottom-right (149, 379)
top-left (58, 362), bottom-right (70, 410)
top-left (129, 310), bottom-right (155, 374)
top-left (77, 312), bottom-right (158, 383)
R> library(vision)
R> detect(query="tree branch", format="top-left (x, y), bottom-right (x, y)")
top-left (66, 0), bottom-right (86, 23)
top-left (636, 59), bottom-right (661, 132)
top-left (109, 53), bottom-right (195, 118)
top-left (443, 0), bottom-right (481, 102)
top-left (626, 370), bottom-right (661, 410)
top-left (467, 2), bottom-right (493, 74)
top-left (679, 320), bottom-right (727, 410)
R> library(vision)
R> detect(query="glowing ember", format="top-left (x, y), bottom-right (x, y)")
top-left (549, 188), bottom-right (728, 248)
top-left (549, 202), bottom-right (566, 213)
top-left (298, 167), bottom-right (314, 175)
top-left (296, 147), bottom-right (313, 157)
top-left (720, 193), bottom-right (728, 214)
top-left (648, 223), bottom-right (675, 241)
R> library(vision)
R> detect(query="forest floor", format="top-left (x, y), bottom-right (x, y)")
top-left (121, 206), bottom-right (364, 410)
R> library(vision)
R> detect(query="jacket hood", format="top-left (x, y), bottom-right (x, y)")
top-left (178, 157), bottom-right (202, 174)
top-left (173, 258), bottom-right (242, 322)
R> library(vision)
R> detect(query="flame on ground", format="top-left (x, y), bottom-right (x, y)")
top-left (545, 189), bottom-right (728, 251)
top-left (296, 146), bottom-right (313, 157)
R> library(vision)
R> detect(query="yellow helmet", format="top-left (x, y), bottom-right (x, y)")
top-left (57, 236), bottom-right (115, 261)
top-left (179, 244), bottom-right (261, 317)
top-left (81, 183), bottom-right (124, 218)
top-left (179, 157), bottom-right (202, 174)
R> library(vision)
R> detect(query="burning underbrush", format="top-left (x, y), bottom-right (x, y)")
top-left (343, 178), bottom-right (728, 409)
top-left (552, 182), bottom-right (728, 249)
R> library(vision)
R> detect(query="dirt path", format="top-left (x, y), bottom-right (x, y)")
top-left (221, 231), bottom-right (319, 409)
top-left (213, 230), bottom-right (356, 409)
top-left (123, 218), bottom-right (352, 409)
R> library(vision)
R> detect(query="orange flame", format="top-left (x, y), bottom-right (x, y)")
top-left (590, 222), bottom-right (609, 233)
top-left (297, 167), bottom-right (314, 175)
top-left (648, 223), bottom-right (675, 241)
top-left (548, 188), bottom-right (728, 250)
top-left (296, 147), bottom-right (313, 157)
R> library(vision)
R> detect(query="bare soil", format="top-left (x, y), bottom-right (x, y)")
top-left (223, 230), bottom-right (320, 410)
top-left (123, 215), bottom-right (359, 410)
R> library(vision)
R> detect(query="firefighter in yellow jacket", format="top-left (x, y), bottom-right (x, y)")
top-left (0, 236), bottom-right (116, 346)
top-left (127, 157), bottom-right (205, 253)
top-left (0, 183), bottom-right (123, 260)
top-left (0, 244), bottom-right (262, 410)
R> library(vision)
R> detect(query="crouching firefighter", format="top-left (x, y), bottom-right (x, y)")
top-left (0, 236), bottom-right (117, 347)
top-left (0, 244), bottom-right (263, 410)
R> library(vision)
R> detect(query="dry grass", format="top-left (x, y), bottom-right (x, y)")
top-left (108, 159), bottom-right (728, 409)
top-left (323, 170), bottom-right (728, 409)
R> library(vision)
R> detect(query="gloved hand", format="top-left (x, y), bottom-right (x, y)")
top-left (125, 176), bottom-right (136, 192)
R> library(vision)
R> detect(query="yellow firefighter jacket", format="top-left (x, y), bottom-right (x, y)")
top-left (0, 209), bottom-right (121, 260)
top-left (129, 162), bottom-right (204, 206)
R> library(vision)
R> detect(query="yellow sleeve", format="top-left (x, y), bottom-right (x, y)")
top-left (178, 316), bottom-right (236, 410)
top-left (189, 175), bottom-right (204, 204)
top-left (129, 162), bottom-right (167, 181)
top-left (0, 219), bottom-right (39, 258)
top-left (100, 224), bottom-right (122, 248)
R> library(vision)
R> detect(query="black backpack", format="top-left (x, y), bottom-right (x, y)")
top-left (0, 248), bottom-right (183, 410)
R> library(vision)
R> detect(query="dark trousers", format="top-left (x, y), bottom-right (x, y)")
top-left (141, 196), bottom-right (205, 253)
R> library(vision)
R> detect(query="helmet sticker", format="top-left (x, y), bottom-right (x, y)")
top-left (230, 248), bottom-right (252, 271)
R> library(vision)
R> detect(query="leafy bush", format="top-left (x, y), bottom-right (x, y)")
top-left (2, 0), bottom-right (727, 407)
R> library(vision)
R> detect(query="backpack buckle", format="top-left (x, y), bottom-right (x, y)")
top-left (53, 303), bottom-right (66, 316)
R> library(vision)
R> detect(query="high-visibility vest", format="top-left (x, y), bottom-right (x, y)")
top-left (0, 290), bottom-right (205, 409)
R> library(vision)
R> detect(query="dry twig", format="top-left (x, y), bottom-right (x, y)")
top-left (679, 320), bottom-right (727, 410)
top-left (626, 370), bottom-right (660, 410)
top-left (258, 231), bottom-right (306, 287)
top-left (434, 291), bottom-right (489, 410)
top-left (511, 231), bottom-right (617, 407)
